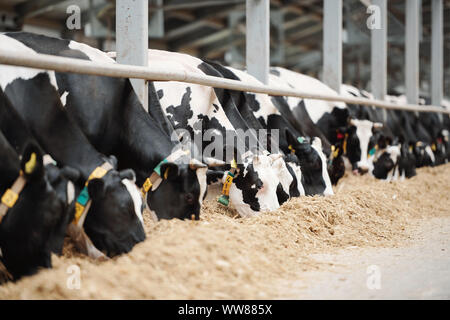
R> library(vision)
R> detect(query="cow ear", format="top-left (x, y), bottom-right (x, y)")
top-left (119, 169), bottom-right (136, 182)
top-left (108, 155), bottom-right (118, 169)
top-left (88, 179), bottom-right (105, 199)
top-left (160, 163), bottom-right (179, 181)
top-left (21, 142), bottom-right (44, 181)
top-left (61, 166), bottom-right (80, 182)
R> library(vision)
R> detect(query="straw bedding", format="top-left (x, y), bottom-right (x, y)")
top-left (0, 164), bottom-right (449, 299)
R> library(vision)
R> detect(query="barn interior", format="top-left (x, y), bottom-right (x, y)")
top-left (0, 0), bottom-right (449, 98)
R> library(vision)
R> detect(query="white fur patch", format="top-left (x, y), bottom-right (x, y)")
top-left (352, 119), bottom-right (375, 170)
top-left (121, 179), bottom-right (144, 226)
top-left (0, 35), bottom-right (59, 92)
top-left (425, 145), bottom-right (435, 164)
top-left (43, 154), bottom-right (57, 166)
top-left (196, 167), bottom-right (207, 208)
top-left (288, 161), bottom-right (305, 196)
top-left (67, 181), bottom-right (75, 204)
top-left (311, 138), bottom-right (334, 196)
top-left (272, 157), bottom-right (293, 197)
top-left (252, 155), bottom-right (281, 211)
top-left (68, 41), bottom-right (115, 63)
top-left (60, 91), bottom-right (69, 107)
top-left (270, 67), bottom-right (346, 124)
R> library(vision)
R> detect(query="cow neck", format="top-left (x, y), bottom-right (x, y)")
top-left (121, 100), bottom-right (176, 182)
top-left (0, 92), bottom-right (37, 153)
top-left (73, 162), bottom-right (113, 227)
top-left (140, 148), bottom-right (191, 197)
top-left (3, 73), bottom-right (107, 184)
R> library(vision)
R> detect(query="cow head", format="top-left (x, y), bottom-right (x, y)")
top-left (0, 142), bottom-right (70, 280)
top-left (327, 144), bottom-right (346, 186)
top-left (413, 141), bottom-right (435, 168)
top-left (286, 130), bottom-right (333, 196)
top-left (284, 153), bottom-right (305, 198)
top-left (213, 150), bottom-right (280, 217)
top-left (434, 130), bottom-right (449, 165)
top-left (146, 160), bottom-right (208, 221)
top-left (269, 153), bottom-right (294, 205)
top-left (82, 160), bottom-right (146, 257)
top-left (45, 162), bottom-right (79, 206)
top-left (371, 145), bottom-right (401, 181)
top-left (339, 119), bottom-right (384, 174)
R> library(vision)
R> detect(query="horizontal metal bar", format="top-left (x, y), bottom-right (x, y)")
top-left (0, 50), bottom-right (448, 115)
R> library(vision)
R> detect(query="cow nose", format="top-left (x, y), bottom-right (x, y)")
top-left (185, 193), bottom-right (195, 205)
top-left (358, 166), bottom-right (369, 174)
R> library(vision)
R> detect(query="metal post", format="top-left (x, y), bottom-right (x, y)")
top-left (405, 0), bottom-right (420, 104)
top-left (116, 0), bottom-right (149, 110)
top-left (370, 0), bottom-right (387, 121)
top-left (371, 0), bottom-right (387, 101)
top-left (431, 0), bottom-right (443, 107)
top-left (246, 0), bottom-right (270, 84)
top-left (323, 0), bottom-right (342, 93)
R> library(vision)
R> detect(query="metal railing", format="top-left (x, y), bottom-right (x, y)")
top-left (0, 49), bottom-right (448, 115)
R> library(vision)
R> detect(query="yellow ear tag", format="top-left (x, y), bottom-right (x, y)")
top-left (332, 147), bottom-right (339, 159)
top-left (432, 144), bottom-right (437, 151)
top-left (164, 168), bottom-right (170, 179)
top-left (87, 167), bottom-right (108, 185)
top-left (73, 202), bottom-right (85, 225)
top-left (231, 158), bottom-right (237, 169)
top-left (409, 146), bottom-right (413, 153)
top-left (142, 178), bottom-right (152, 193)
top-left (343, 134), bottom-right (348, 154)
top-left (24, 152), bottom-right (37, 175)
top-left (288, 145), bottom-right (295, 154)
top-left (1, 189), bottom-right (19, 208)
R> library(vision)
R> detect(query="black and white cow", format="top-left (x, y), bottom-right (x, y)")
top-left (200, 62), bottom-right (333, 196)
top-left (0, 130), bottom-right (70, 280)
top-left (0, 85), bottom-right (80, 207)
top-left (0, 34), bottom-right (145, 257)
top-left (385, 95), bottom-right (436, 169)
top-left (339, 87), bottom-right (415, 180)
top-left (269, 69), bottom-right (382, 184)
top-left (147, 49), bottom-right (289, 217)
top-left (6, 32), bottom-right (215, 222)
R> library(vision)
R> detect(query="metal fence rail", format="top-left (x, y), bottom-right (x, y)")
top-left (0, 49), bottom-right (448, 115)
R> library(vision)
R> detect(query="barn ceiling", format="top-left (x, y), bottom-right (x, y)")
top-left (0, 0), bottom-right (449, 95)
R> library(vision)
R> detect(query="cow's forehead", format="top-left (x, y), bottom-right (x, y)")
top-left (352, 119), bottom-right (374, 129)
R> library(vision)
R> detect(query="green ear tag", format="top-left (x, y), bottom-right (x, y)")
top-left (154, 158), bottom-right (168, 176)
top-left (76, 187), bottom-right (90, 206)
top-left (297, 137), bottom-right (305, 143)
top-left (368, 147), bottom-right (376, 156)
top-left (218, 195), bottom-right (230, 206)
